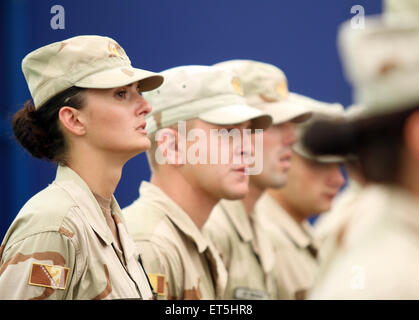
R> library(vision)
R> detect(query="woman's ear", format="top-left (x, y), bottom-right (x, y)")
top-left (155, 127), bottom-right (185, 166)
top-left (404, 110), bottom-right (419, 162)
top-left (58, 106), bottom-right (86, 136)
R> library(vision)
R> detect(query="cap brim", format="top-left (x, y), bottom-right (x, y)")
top-left (198, 104), bottom-right (272, 130)
top-left (260, 98), bottom-right (312, 125)
top-left (299, 118), bottom-right (357, 162)
top-left (75, 66), bottom-right (164, 91)
top-left (292, 143), bottom-right (347, 163)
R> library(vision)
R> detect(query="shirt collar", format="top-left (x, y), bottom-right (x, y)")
top-left (53, 164), bottom-right (115, 246)
top-left (257, 192), bottom-right (318, 251)
top-left (218, 199), bottom-right (275, 273)
top-left (138, 181), bottom-right (210, 253)
top-left (218, 199), bottom-right (254, 242)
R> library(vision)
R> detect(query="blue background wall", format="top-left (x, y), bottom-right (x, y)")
top-left (0, 0), bottom-right (381, 239)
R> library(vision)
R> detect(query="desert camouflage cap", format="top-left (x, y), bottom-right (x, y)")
top-left (338, 7), bottom-right (419, 115)
top-left (22, 35), bottom-right (163, 109)
top-left (214, 60), bottom-right (312, 125)
top-left (292, 96), bottom-right (346, 163)
top-left (143, 65), bottom-right (272, 134)
top-left (384, 0), bottom-right (419, 18)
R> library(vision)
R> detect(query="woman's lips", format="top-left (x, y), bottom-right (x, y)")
top-left (136, 122), bottom-right (147, 135)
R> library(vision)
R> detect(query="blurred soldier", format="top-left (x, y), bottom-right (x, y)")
top-left (204, 60), bottom-right (312, 300)
top-left (306, 2), bottom-right (419, 299)
top-left (256, 99), bottom-right (346, 299)
top-left (0, 36), bottom-right (163, 299)
top-left (314, 105), bottom-right (368, 250)
top-left (123, 65), bottom-right (272, 300)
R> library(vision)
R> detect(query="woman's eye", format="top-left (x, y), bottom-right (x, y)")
top-left (137, 87), bottom-right (143, 96)
top-left (116, 90), bottom-right (126, 98)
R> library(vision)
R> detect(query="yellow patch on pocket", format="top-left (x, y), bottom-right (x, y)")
top-left (148, 273), bottom-right (166, 296)
top-left (28, 263), bottom-right (70, 290)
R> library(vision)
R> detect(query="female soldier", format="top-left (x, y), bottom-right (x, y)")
top-left (0, 35), bottom-right (163, 299)
top-left (304, 9), bottom-right (419, 299)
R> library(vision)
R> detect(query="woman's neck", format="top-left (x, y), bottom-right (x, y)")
top-left (66, 147), bottom-right (125, 199)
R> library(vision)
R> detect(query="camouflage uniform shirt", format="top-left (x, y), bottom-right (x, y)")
top-left (255, 192), bottom-right (320, 300)
top-left (0, 165), bottom-right (154, 300)
top-left (123, 181), bottom-right (227, 300)
top-left (203, 199), bottom-right (277, 300)
top-left (309, 185), bottom-right (419, 299)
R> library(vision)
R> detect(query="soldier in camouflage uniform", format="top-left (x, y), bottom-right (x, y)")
top-left (204, 60), bottom-right (313, 300)
top-left (256, 99), bottom-right (346, 299)
top-left (308, 0), bottom-right (419, 299)
top-left (0, 35), bottom-right (163, 299)
top-left (123, 65), bottom-right (272, 299)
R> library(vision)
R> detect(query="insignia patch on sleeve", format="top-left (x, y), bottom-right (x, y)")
top-left (28, 263), bottom-right (70, 290)
top-left (148, 273), bottom-right (166, 296)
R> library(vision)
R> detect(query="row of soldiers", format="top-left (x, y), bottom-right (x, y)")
top-left (123, 60), bottom-right (346, 300)
top-left (1, 0), bottom-right (418, 299)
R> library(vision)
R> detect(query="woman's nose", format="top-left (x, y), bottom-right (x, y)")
top-left (136, 95), bottom-right (152, 117)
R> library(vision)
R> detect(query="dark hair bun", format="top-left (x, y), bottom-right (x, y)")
top-left (12, 100), bottom-right (59, 160)
top-left (12, 86), bottom-right (85, 162)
